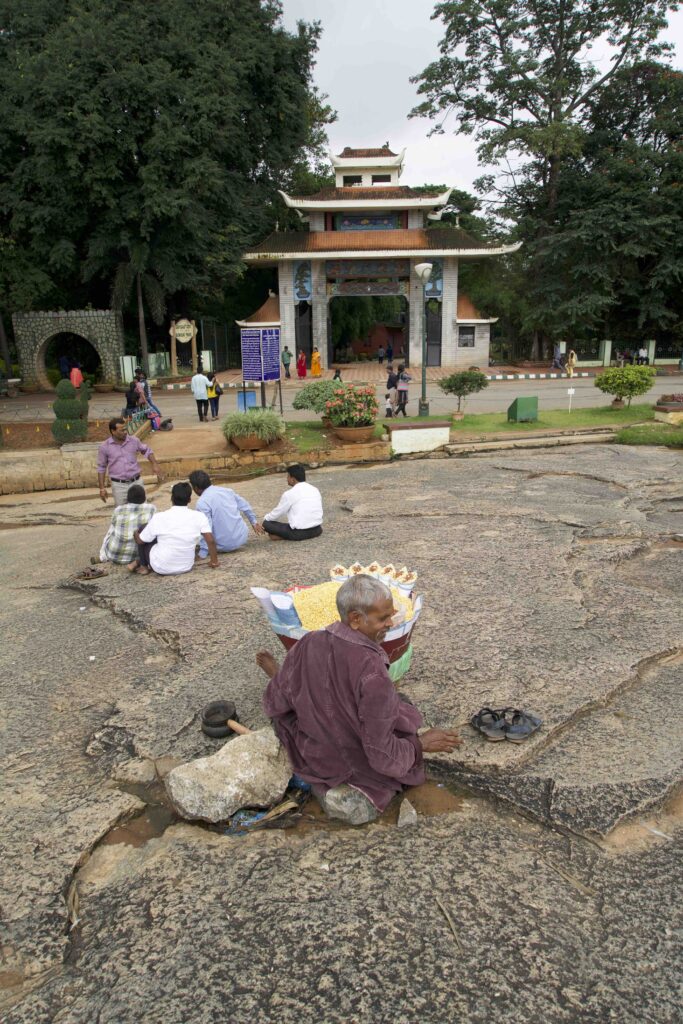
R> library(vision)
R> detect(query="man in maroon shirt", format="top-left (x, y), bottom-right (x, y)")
top-left (258, 576), bottom-right (461, 823)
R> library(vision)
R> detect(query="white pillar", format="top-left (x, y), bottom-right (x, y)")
top-left (441, 257), bottom-right (458, 366)
top-left (311, 259), bottom-right (328, 369)
top-left (408, 259), bottom-right (423, 368)
top-left (277, 264), bottom-right (296, 365)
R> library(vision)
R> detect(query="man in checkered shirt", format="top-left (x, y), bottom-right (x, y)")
top-left (98, 483), bottom-right (157, 564)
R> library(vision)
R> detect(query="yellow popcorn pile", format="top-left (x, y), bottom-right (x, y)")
top-left (291, 581), bottom-right (415, 633)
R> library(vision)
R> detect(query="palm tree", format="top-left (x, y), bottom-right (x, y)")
top-left (85, 235), bottom-right (168, 376)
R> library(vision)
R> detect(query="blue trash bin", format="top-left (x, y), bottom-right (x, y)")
top-left (237, 390), bottom-right (257, 412)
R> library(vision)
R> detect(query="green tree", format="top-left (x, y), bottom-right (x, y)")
top-left (0, 0), bottom-right (332, 367)
top-left (594, 365), bottom-right (656, 405)
top-left (411, 0), bottom-right (672, 220)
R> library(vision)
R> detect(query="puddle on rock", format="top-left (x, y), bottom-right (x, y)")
top-left (601, 785), bottom-right (683, 854)
top-left (104, 779), bottom-right (177, 847)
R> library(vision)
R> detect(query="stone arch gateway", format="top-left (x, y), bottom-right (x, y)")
top-left (12, 309), bottom-right (125, 390)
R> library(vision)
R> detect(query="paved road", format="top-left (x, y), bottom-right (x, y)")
top-left (1, 375), bottom-right (680, 427)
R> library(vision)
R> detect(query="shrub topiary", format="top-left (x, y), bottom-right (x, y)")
top-left (292, 380), bottom-right (341, 414)
top-left (594, 366), bottom-right (656, 406)
top-left (51, 378), bottom-right (89, 445)
top-left (438, 369), bottom-right (489, 412)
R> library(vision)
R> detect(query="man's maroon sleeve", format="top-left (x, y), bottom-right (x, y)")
top-left (357, 664), bottom-right (422, 777)
top-left (263, 665), bottom-right (293, 718)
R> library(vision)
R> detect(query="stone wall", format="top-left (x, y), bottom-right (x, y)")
top-left (12, 309), bottom-right (125, 390)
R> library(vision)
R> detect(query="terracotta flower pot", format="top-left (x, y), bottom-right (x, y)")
top-left (451, 411), bottom-right (465, 422)
top-left (230, 433), bottom-right (269, 451)
top-left (611, 398), bottom-right (625, 409)
top-left (333, 424), bottom-right (376, 443)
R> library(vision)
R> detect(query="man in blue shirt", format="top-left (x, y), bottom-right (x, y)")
top-left (189, 470), bottom-right (264, 556)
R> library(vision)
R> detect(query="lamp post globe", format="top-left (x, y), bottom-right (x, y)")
top-left (413, 263), bottom-right (433, 416)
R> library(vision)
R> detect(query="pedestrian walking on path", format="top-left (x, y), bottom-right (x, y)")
top-left (396, 365), bottom-right (411, 416)
top-left (297, 350), bottom-right (307, 379)
top-left (281, 346), bottom-right (292, 379)
top-left (311, 347), bottom-right (321, 377)
top-left (191, 368), bottom-right (212, 421)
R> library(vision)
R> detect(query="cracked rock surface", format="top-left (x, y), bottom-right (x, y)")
top-left (0, 444), bottom-right (681, 1022)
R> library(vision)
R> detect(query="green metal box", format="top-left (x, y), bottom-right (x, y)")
top-left (507, 396), bottom-right (538, 422)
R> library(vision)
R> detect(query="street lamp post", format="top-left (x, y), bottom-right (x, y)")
top-left (414, 262), bottom-right (433, 417)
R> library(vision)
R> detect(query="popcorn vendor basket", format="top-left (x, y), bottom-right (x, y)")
top-left (251, 567), bottom-right (422, 683)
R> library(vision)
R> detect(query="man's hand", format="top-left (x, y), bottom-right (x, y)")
top-left (156, 471), bottom-right (165, 484)
top-left (99, 486), bottom-right (108, 503)
top-left (252, 522), bottom-right (266, 536)
top-left (419, 728), bottom-right (462, 753)
top-left (210, 559), bottom-right (219, 569)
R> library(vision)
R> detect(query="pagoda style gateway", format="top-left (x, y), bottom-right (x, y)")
top-left (243, 146), bottom-right (520, 370)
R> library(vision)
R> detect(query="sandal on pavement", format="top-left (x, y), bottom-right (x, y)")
top-left (504, 709), bottom-right (542, 743)
top-left (470, 707), bottom-right (507, 742)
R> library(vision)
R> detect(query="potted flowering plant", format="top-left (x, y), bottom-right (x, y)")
top-left (325, 385), bottom-right (379, 442)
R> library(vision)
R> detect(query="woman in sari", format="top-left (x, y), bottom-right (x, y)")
top-left (297, 350), bottom-right (307, 379)
top-left (310, 346), bottom-right (321, 377)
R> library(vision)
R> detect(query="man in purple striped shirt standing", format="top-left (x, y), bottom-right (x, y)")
top-left (97, 418), bottom-right (164, 507)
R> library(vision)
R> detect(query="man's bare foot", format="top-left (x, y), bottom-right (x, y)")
top-left (127, 560), bottom-right (139, 573)
top-left (136, 566), bottom-right (150, 576)
top-left (256, 650), bottom-right (280, 679)
top-left (267, 534), bottom-right (283, 541)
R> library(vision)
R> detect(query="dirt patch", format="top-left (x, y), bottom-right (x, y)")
top-left (0, 420), bottom-right (110, 450)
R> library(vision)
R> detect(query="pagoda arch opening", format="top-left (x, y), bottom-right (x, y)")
top-left (328, 294), bottom-right (409, 368)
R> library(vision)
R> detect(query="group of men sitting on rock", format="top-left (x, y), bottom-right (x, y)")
top-left (97, 417), bottom-right (323, 575)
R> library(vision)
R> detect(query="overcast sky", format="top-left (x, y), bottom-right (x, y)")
top-left (280, 0), bottom-right (683, 194)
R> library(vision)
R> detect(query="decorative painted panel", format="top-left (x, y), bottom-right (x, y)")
top-left (326, 259), bottom-right (410, 280)
top-left (333, 213), bottom-right (403, 231)
top-left (292, 261), bottom-right (312, 302)
top-left (327, 280), bottom-right (409, 297)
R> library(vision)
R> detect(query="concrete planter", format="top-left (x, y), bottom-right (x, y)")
top-left (654, 404), bottom-right (683, 425)
top-left (333, 425), bottom-right (376, 443)
top-left (230, 434), bottom-right (270, 451)
top-left (451, 411), bottom-right (465, 422)
top-left (385, 420), bottom-right (452, 455)
top-left (611, 399), bottom-right (625, 409)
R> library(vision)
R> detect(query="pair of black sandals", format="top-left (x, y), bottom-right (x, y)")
top-left (470, 707), bottom-right (542, 743)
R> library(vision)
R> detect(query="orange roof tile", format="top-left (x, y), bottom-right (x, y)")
top-left (247, 228), bottom-right (497, 255)
top-left (241, 294), bottom-right (280, 324)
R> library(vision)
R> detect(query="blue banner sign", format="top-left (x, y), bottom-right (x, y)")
top-left (240, 327), bottom-right (281, 382)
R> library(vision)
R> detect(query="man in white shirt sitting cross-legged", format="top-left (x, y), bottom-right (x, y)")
top-left (262, 464), bottom-right (323, 542)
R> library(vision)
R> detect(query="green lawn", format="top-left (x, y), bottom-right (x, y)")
top-left (614, 422), bottom-right (683, 448)
top-left (285, 405), bottom-right (665, 455)
top-left (450, 404), bottom-right (655, 434)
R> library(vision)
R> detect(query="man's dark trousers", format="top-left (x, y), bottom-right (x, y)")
top-left (196, 399), bottom-right (209, 422)
top-left (263, 521), bottom-right (322, 542)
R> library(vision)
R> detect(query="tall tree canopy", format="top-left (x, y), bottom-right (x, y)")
top-left (0, 0), bottom-right (333, 363)
top-left (411, 1), bottom-right (681, 353)
top-left (411, 0), bottom-right (673, 219)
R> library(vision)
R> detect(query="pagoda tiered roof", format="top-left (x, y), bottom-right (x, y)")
top-left (244, 227), bottom-right (522, 262)
top-left (278, 185), bottom-right (451, 211)
top-left (336, 146), bottom-right (398, 158)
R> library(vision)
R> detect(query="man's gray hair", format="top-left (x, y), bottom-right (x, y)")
top-left (336, 575), bottom-right (391, 621)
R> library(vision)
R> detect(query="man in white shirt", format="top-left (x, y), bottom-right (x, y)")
top-left (191, 368), bottom-right (212, 422)
top-left (262, 464), bottom-right (323, 542)
top-left (131, 482), bottom-right (219, 575)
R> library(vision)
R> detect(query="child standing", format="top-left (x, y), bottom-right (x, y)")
top-left (384, 393), bottom-right (393, 418)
